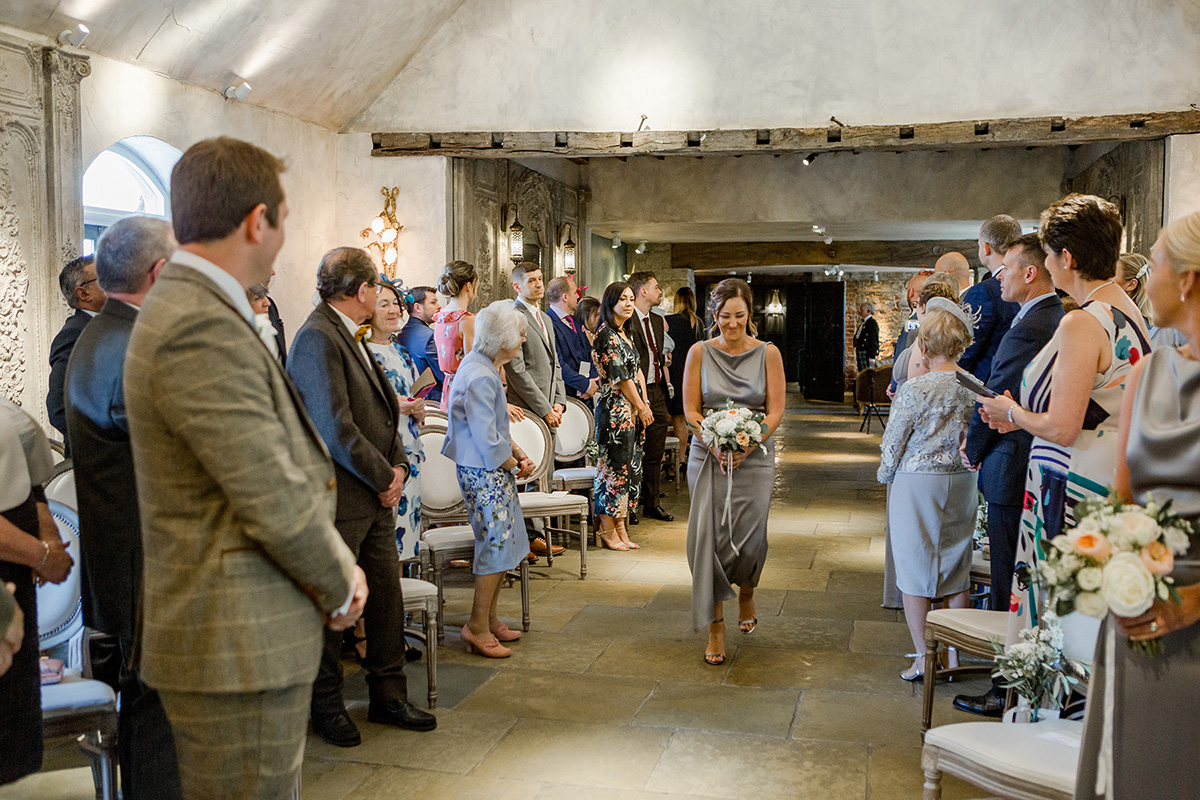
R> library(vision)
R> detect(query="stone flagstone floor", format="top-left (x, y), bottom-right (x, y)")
top-left (11, 389), bottom-right (990, 799)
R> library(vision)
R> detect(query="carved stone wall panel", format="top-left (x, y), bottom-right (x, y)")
top-left (0, 121), bottom-right (43, 406)
top-left (0, 40), bottom-right (41, 120)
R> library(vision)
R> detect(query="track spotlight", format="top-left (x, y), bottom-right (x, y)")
top-left (612, 232), bottom-right (622, 248)
top-left (224, 81), bottom-right (252, 100)
top-left (635, 240), bottom-right (647, 255)
top-left (824, 236), bottom-right (833, 245)
top-left (802, 153), bottom-right (819, 165)
top-left (58, 24), bottom-right (89, 48)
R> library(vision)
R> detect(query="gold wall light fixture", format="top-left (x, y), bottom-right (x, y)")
top-left (360, 186), bottom-right (404, 277)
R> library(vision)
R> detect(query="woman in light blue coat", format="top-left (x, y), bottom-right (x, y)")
top-left (442, 301), bottom-right (534, 658)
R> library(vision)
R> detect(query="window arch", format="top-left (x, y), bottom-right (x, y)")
top-left (82, 136), bottom-right (181, 255)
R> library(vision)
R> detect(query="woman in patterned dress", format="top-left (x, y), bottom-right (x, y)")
top-left (979, 194), bottom-right (1150, 639)
top-left (441, 301), bottom-right (535, 658)
top-left (366, 276), bottom-right (426, 556)
top-left (592, 282), bottom-right (656, 551)
top-left (433, 260), bottom-right (478, 411)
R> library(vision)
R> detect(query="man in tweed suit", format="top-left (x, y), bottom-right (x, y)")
top-left (289, 247), bottom-right (435, 746)
top-left (124, 138), bottom-right (367, 800)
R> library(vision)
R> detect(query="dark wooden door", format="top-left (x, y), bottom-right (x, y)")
top-left (797, 282), bottom-right (845, 401)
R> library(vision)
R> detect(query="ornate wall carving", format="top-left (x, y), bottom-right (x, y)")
top-left (451, 158), bottom-right (582, 307)
top-left (0, 32), bottom-right (88, 426)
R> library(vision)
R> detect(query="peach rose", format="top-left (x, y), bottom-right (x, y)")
top-left (1139, 540), bottom-right (1174, 576)
top-left (735, 431), bottom-right (750, 447)
top-left (1067, 528), bottom-right (1113, 561)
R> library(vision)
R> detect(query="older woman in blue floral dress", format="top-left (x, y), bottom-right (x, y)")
top-left (442, 300), bottom-right (535, 658)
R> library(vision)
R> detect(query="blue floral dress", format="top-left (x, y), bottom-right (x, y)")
top-left (368, 339), bottom-right (424, 556)
top-left (592, 323), bottom-right (644, 517)
top-left (456, 464), bottom-right (529, 575)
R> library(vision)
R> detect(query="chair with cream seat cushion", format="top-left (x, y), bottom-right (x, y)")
top-left (417, 412), bottom-right (468, 529)
top-left (921, 718), bottom-right (1081, 800)
top-left (510, 414), bottom-right (590, 578)
top-left (399, 577), bottom-right (440, 708)
top-left (37, 500), bottom-right (118, 800)
top-left (418, 525), bottom-right (530, 643)
top-left (922, 608), bottom-right (1009, 733)
top-left (663, 435), bottom-right (682, 492)
top-left (551, 398), bottom-right (598, 521)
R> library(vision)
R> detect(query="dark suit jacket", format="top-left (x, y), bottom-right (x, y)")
top-left (288, 303), bottom-right (407, 523)
top-left (629, 310), bottom-right (669, 390)
top-left (396, 316), bottom-right (443, 402)
top-left (960, 275), bottom-right (1020, 381)
top-left (549, 307), bottom-right (593, 400)
top-left (48, 308), bottom-right (93, 443)
top-left (64, 300), bottom-right (141, 639)
top-left (267, 296), bottom-right (287, 367)
top-left (853, 316), bottom-right (879, 359)
top-left (965, 294), bottom-right (1064, 506)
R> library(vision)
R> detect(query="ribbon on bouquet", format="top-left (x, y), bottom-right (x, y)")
top-left (719, 450), bottom-right (739, 557)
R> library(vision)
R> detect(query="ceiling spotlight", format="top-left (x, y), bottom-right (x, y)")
top-left (746, 273), bottom-right (753, 284)
top-left (635, 240), bottom-right (647, 255)
top-left (837, 269), bottom-right (845, 280)
top-left (824, 236), bottom-right (833, 245)
top-left (873, 271), bottom-right (880, 281)
top-left (802, 153), bottom-right (819, 165)
top-left (612, 232), bottom-right (622, 248)
top-left (58, 23), bottom-right (89, 48)
top-left (223, 81), bottom-right (252, 100)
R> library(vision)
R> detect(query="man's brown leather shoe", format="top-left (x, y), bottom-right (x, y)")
top-left (530, 537), bottom-right (565, 556)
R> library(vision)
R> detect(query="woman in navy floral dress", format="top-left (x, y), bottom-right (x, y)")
top-left (593, 282), bottom-right (656, 550)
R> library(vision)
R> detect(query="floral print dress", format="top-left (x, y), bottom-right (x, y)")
top-left (367, 340), bottom-right (425, 556)
top-left (592, 323), bottom-right (645, 517)
top-left (432, 309), bottom-right (473, 411)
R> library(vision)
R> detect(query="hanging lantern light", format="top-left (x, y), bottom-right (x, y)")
top-left (508, 204), bottom-right (524, 263)
top-left (562, 223), bottom-right (576, 274)
top-left (766, 289), bottom-right (785, 315)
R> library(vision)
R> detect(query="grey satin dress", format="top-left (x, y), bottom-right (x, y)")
top-left (1076, 346), bottom-right (1200, 799)
top-left (686, 342), bottom-right (774, 631)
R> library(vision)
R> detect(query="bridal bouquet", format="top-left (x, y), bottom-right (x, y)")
top-left (698, 400), bottom-right (769, 551)
top-left (1040, 494), bottom-right (1196, 656)
top-left (991, 616), bottom-right (1082, 721)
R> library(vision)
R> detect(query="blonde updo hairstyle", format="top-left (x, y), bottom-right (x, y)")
top-left (438, 260), bottom-right (477, 297)
top-left (708, 278), bottom-right (756, 336)
top-left (1159, 211), bottom-right (1200, 275)
top-left (1117, 253), bottom-right (1152, 319)
top-left (917, 307), bottom-right (974, 362)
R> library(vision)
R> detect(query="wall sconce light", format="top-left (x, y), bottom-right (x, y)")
top-left (508, 204), bottom-right (524, 263)
top-left (611, 231), bottom-right (622, 249)
top-left (58, 23), bottom-right (89, 48)
top-left (561, 223), bottom-right (576, 274)
top-left (635, 240), bottom-right (648, 255)
top-left (223, 80), bottom-right (252, 100)
top-left (766, 289), bottom-right (785, 315)
top-left (359, 186), bottom-right (404, 276)
top-left (803, 153), bottom-right (819, 165)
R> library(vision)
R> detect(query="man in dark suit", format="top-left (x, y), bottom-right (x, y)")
top-left (958, 215), bottom-right (1025, 381)
top-left (264, 272), bottom-right (287, 365)
top-left (396, 286), bottom-right (444, 403)
top-left (47, 254), bottom-right (106, 445)
top-left (628, 272), bottom-right (674, 523)
top-left (955, 233), bottom-right (1064, 717)
top-left (64, 215), bottom-right (183, 799)
top-left (289, 247), bottom-right (435, 746)
top-left (852, 301), bottom-right (880, 372)
top-left (547, 276), bottom-right (597, 409)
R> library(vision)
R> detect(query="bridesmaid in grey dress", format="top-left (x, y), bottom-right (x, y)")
top-left (682, 279), bottom-right (786, 665)
top-left (1076, 212), bottom-right (1200, 800)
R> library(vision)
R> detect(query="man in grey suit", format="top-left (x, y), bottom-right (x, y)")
top-left (289, 247), bottom-right (436, 746)
top-left (124, 137), bottom-right (367, 800)
top-left (504, 262), bottom-right (568, 557)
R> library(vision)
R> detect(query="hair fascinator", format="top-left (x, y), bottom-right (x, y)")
top-left (378, 272), bottom-right (415, 306)
top-left (924, 296), bottom-right (978, 331)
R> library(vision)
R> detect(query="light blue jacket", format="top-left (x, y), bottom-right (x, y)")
top-left (441, 349), bottom-right (512, 470)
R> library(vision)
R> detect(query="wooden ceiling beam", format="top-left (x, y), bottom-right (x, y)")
top-left (671, 240), bottom-right (979, 272)
top-left (372, 109), bottom-right (1200, 158)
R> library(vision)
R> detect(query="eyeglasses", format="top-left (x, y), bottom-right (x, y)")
top-left (78, 278), bottom-right (98, 288)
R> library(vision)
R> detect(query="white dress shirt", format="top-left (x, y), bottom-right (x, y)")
top-left (1011, 291), bottom-right (1059, 327)
top-left (517, 297), bottom-right (549, 344)
top-left (634, 307), bottom-right (662, 383)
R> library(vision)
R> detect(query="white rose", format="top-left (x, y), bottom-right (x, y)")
top-left (1101, 552), bottom-right (1157, 617)
top-left (1112, 510), bottom-right (1160, 549)
top-left (1050, 535), bottom-right (1073, 554)
top-left (1061, 552), bottom-right (1085, 573)
top-left (1076, 566), bottom-right (1103, 592)
top-left (1074, 591), bottom-right (1109, 618)
top-left (1163, 525), bottom-right (1191, 556)
top-left (715, 418), bottom-right (737, 436)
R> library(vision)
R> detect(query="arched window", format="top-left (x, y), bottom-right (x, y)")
top-left (82, 136), bottom-right (181, 255)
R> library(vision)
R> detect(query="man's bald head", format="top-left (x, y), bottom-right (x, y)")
top-left (905, 272), bottom-right (931, 309)
top-left (934, 252), bottom-right (972, 292)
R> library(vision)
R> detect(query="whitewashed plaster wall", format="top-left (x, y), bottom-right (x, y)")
top-left (352, 0), bottom-right (1200, 132)
top-left (1165, 134), bottom-right (1200, 222)
top-left (586, 148), bottom-right (1067, 237)
top-left (81, 53), bottom-right (337, 339)
top-left (334, 134), bottom-right (451, 291)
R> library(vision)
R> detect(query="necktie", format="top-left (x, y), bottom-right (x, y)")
top-left (565, 315), bottom-right (576, 333)
top-left (643, 316), bottom-right (660, 383)
top-left (534, 308), bottom-right (548, 343)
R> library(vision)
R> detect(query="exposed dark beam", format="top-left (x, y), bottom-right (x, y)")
top-left (671, 240), bottom-right (979, 272)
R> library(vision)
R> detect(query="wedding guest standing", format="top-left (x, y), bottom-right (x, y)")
top-left (548, 276), bottom-right (598, 408)
top-left (852, 300), bottom-right (879, 372)
top-left (47, 254), bottom-right (106, 446)
top-left (576, 296), bottom-right (601, 344)
top-left (666, 286), bottom-right (705, 477)
top-left (442, 301), bottom-right (534, 658)
top-left (397, 286), bottom-right (444, 404)
top-left (683, 279), bottom-right (785, 665)
top-left (0, 398), bottom-right (72, 786)
top-left (367, 276), bottom-right (427, 556)
top-left (958, 214), bottom-right (1023, 381)
top-left (878, 300), bottom-right (977, 681)
top-left (593, 282), bottom-right (655, 551)
top-left (628, 272), bottom-right (674, 523)
top-left (433, 260), bottom-right (478, 409)
top-left (1075, 209), bottom-right (1200, 800)
top-left (978, 194), bottom-right (1150, 639)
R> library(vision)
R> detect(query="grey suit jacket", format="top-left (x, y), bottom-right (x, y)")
top-left (124, 262), bottom-right (357, 693)
top-left (504, 299), bottom-right (567, 418)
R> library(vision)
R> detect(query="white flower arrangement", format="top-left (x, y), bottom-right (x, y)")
top-left (991, 615), bottom-right (1082, 721)
top-left (1040, 494), bottom-right (1197, 656)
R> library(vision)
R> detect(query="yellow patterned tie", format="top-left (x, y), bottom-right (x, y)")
top-left (355, 325), bottom-right (372, 344)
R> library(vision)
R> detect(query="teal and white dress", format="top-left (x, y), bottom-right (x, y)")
top-left (368, 339), bottom-right (425, 556)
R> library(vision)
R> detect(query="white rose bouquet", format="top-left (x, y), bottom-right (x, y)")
top-left (990, 615), bottom-right (1083, 721)
top-left (698, 400), bottom-right (770, 550)
top-left (1040, 494), bottom-right (1196, 656)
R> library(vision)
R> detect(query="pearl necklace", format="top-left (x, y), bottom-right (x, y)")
top-left (1083, 280), bottom-right (1117, 304)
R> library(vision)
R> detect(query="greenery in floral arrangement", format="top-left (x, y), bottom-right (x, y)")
top-left (973, 490), bottom-right (988, 550)
top-left (990, 615), bottom-right (1083, 722)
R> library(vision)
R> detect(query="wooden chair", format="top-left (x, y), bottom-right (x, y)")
top-left (922, 608), bottom-right (1009, 733)
top-left (663, 435), bottom-right (682, 492)
top-left (921, 718), bottom-right (1081, 800)
top-left (855, 365), bottom-right (892, 433)
top-left (551, 397), bottom-right (598, 540)
top-left (399, 577), bottom-right (439, 708)
top-left (510, 415), bottom-right (590, 579)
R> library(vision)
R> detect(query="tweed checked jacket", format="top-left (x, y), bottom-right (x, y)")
top-left (124, 262), bottom-right (357, 693)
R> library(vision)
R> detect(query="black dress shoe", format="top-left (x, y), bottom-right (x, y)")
top-left (367, 699), bottom-right (437, 732)
top-left (642, 505), bottom-right (675, 522)
top-left (312, 711), bottom-right (362, 747)
top-left (952, 690), bottom-right (1005, 718)
top-left (629, 510), bottom-right (640, 525)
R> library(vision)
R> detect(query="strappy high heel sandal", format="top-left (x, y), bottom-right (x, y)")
top-left (616, 518), bottom-right (640, 549)
top-left (737, 590), bottom-right (757, 634)
top-left (598, 527), bottom-right (629, 550)
top-left (704, 617), bottom-right (726, 666)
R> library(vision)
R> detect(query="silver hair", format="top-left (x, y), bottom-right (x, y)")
top-left (473, 300), bottom-right (525, 359)
top-left (859, 300), bottom-right (875, 314)
top-left (95, 216), bottom-right (174, 294)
